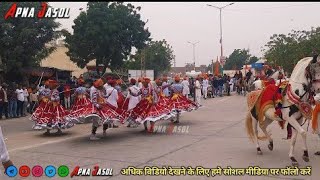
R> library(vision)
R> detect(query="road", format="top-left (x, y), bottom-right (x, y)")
top-left (0, 94), bottom-right (319, 180)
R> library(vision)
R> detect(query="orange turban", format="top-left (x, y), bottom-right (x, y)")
top-left (44, 80), bottom-right (50, 86)
top-left (116, 79), bottom-right (122, 85)
top-left (93, 78), bottom-right (104, 88)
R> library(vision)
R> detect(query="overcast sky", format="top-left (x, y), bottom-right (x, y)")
top-left (49, 2), bottom-right (320, 67)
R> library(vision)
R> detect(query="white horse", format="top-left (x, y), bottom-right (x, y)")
top-left (246, 57), bottom-right (320, 166)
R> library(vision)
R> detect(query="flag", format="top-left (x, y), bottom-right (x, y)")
top-left (214, 60), bottom-right (221, 76)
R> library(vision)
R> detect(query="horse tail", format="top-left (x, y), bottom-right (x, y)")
top-left (245, 111), bottom-right (269, 141)
top-left (245, 112), bottom-right (255, 142)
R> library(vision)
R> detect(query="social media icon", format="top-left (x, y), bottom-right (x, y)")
top-left (32, 165), bottom-right (43, 177)
top-left (19, 165), bottom-right (30, 177)
top-left (58, 165), bottom-right (69, 177)
top-left (5, 165), bottom-right (18, 177)
top-left (45, 165), bottom-right (56, 178)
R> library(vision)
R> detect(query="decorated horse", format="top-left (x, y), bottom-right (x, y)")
top-left (245, 56), bottom-right (320, 166)
top-left (252, 69), bottom-right (288, 90)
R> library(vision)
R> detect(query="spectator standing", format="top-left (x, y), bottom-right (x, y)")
top-left (202, 77), bottom-right (209, 99)
top-left (23, 86), bottom-right (29, 116)
top-left (16, 85), bottom-right (24, 117)
top-left (213, 76), bottom-right (219, 97)
top-left (218, 76), bottom-right (224, 97)
top-left (7, 85), bottom-right (17, 118)
top-left (181, 77), bottom-right (190, 98)
top-left (29, 89), bottom-right (38, 113)
top-left (64, 84), bottom-right (71, 109)
top-left (195, 77), bottom-right (202, 105)
top-left (0, 84), bottom-right (9, 119)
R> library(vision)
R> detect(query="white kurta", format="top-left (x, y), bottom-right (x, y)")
top-left (106, 87), bottom-right (118, 108)
top-left (181, 80), bottom-right (190, 96)
top-left (127, 85), bottom-right (141, 110)
top-left (195, 80), bottom-right (201, 104)
top-left (0, 127), bottom-right (9, 163)
top-left (202, 79), bottom-right (209, 98)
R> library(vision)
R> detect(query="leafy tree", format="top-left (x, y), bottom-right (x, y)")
top-left (0, 2), bottom-right (61, 82)
top-left (247, 56), bottom-right (259, 64)
top-left (223, 49), bottom-right (251, 70)
top-left (263, 27), bottom-right (320, 72)
top-left (64, 2), bottom-right (151, 76)
top-left (125, 40), bottom-right (174, 77)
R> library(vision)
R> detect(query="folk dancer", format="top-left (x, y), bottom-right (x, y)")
top-left (0, 126), bottom-right (14, 173)
top-left (126, 78), bottom-right (141, 127)
top-left (169, 76), bottom-right (198, 123)
top-left (68, 79), bottom-right (95, 123)
top-left (129, 78), bottom-right (167, 132)
top-left (90, 79), bottom-right (121, 140)
top-left (32, 80), bottom-right (73, 135)
top-left (31, 81), bottom-right (51, 131)
top-left (181, 76), bottom-right (190, 98)
top-left (105, 79), bottom-right (122, 127)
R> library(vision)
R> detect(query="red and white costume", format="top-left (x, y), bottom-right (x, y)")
top-left (68, 86), bottom-right (95, 121)
top-left (91, 86), bottom-right (121, 124)
top-left (169, 82), bottom-right (198, 114)
top-left (130, 85), bottom-right (169, 124)
top-left (31, 87), bottom-right (73, 130)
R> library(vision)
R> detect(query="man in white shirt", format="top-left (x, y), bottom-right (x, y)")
top-left (15, 85), bottom-right (24, 117)
top-left (195, 77), bottom-right (201, 105)
top-left (106, 80), bottom-right (118, 108)
top-left (202, 77), bottom-right (209, 99)
top-left (23, 86), bottom-right (29, 116)
top-left (181, 77), bottom-right (190, 98)
top-left (0, 126), bottom-right (13, 172)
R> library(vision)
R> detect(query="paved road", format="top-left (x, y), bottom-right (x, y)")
top-left (0, 94), bottom-right (319, 179)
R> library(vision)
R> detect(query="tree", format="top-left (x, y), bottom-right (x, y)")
top-left (263, 27), bottom-right (320, 72)
top-left (125, 40), bottom-right (174, 77)
top-left (223, 49), bottom-right (252, 70)
top-left (64, 2), bottom-right (151, 76)
top-left (247, 56), bottom-right (259, 64)
top-left (0, 2), bottom-right (61, 82)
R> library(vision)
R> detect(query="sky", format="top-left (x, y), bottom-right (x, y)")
top-left (49, 2), bottom-right (320, 67)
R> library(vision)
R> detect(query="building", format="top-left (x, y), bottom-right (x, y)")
top-left (167, 65), bottom-right (208, 76)
top-left (40, 39), bottom-right (96, 77)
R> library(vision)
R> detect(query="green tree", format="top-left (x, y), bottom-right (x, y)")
top-left (263, 27), bottom-right (320, 72)
top-left (0, 2), bottom-right (61, 82)
top-left (247, 56), bottom-right (259, 64)
top-left (126, 40), bottom-right (174, 77)
top-left (64, 2), bottom-right (151, 76)
top-left (223, 49), bottom-right (251, 70)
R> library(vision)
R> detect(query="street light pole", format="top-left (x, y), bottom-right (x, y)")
top-left (187, 41), bottom-right (200, 71)
top-left (207, 3), bottom-right (235, 67)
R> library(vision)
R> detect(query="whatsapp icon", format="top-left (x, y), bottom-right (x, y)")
top-left (58, 165), bottom-right (69, 177)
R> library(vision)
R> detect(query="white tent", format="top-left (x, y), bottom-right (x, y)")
top-left (186, 70), bottom-right (202, 77)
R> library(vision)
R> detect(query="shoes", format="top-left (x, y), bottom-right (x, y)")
top-left (90, 134), bottom-right (100, 141)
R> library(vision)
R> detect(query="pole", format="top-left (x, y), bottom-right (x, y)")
top-left (193, 44), bottom-right (196, 70)
top-left (219, 8), bottom-right (223, 64)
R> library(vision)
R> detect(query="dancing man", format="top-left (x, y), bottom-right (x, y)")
top-left (169, 76), bottom-right (198, 123)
